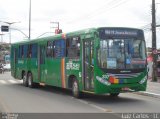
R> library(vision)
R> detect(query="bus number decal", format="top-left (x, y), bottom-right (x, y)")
top-left (66, 62), bottom-right (80, 70)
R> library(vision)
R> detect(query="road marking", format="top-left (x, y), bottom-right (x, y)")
top-left (76, 99), bottom-right (89, 105)
top-left (89, 103), bottom-right (112, 112)
top-left (135, 91), bottom-right (160, 99)
top-left (7, 80), bottom-right (18, 84)
top-left (17, 80), bottom-right (23, 83)
top-left (0, 79), bottom-right (22, 85)
top-left (0, 80), bottom-right (7, 84)
top-left (148, 85), bottom-right (160, 90)
top-left (144, 91), bottom-right (160, 96)
top-left (0, 96), bottom-right (12, 112)
top-left (74, 98), bottom-right (112, 112)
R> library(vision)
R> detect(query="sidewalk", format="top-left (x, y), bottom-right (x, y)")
top-left (136, 79), bottom-right (160, 98)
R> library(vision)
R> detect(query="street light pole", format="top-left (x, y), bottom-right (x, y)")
top-left (10, 28), bottom-right (29, 39)
top-left (29, 0), bottom-right (31, 40)
top-left (0, 21), bottom-right (20, 44)
top-left (9, 24), bottom-right (11, 44)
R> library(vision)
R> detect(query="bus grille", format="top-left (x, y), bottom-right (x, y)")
top-left (106, 73), bottom-right (141, 79)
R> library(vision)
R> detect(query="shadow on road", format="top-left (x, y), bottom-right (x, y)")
top-left (82, 93), bottom-right (144, 104)
top-left (13, 82), bottom-right (144, 105)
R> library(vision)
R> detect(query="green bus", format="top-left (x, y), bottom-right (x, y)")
top-left (10, 27), bottom-right (147, 98)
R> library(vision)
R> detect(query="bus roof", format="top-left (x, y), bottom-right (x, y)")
top-left (11, 27), bottom-right (97, 45)
top-left (11, 27), bottom-right (143, 45)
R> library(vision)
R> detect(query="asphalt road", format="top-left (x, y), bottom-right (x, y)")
top-left (0, 72), bottom-right (160, 114)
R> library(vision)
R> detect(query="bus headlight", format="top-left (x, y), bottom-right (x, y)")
top-left (139, 76), bottom-right (147, 84)
top-left (96, 76), bottom-right (111, 86)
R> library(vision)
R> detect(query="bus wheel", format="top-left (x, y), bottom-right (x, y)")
top-left (28, 73), bottom-right (34, 88)
top-left (110, 93), bottom-right (119, 97)
top-left (72, 80), bottom-right (81, 98)
top-left (22, 73), bottom-right (28, 87)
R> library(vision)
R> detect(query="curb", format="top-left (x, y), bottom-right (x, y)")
top-left (134, 91), bottom-right (160, 98)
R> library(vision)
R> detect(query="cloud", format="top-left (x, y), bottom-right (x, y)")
top-left (0, 0), bottom-right (160, 46)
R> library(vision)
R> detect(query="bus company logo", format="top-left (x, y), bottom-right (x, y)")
top-left (66, 62), bottom-right (80, 70)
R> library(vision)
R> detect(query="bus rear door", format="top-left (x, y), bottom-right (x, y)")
top-left (38, 45), bottom-right (46, 83)
top-left (83, 39), bottom-right (94, 91)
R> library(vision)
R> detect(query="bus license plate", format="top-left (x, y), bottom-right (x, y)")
top-left (122, 87), bottom-right (129, 91)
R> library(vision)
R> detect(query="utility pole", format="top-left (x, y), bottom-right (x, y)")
top-left (152, 0), bottom-right (157, 82)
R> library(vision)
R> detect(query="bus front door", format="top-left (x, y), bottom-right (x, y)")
top-left (83, 40), bottom-right (94, 91)
top-left (38, 46), bottom-right (46, 83)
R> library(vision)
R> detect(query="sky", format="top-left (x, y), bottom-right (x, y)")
top-left (0, 0), bottom-right (160, 48)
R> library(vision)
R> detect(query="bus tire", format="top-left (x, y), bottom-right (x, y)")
top-left (22, 72), bottom-right (28, 87)
top-left (28, 73), bottom-right (34, 88)
top-left (72, 80), bottom-right (81, 98)
top-left (110, 93), bottom-right (119, 97)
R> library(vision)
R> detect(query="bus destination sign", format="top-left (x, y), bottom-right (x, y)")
top-left (105, 29), bottom-right (138, 36)
top-left (98, 28), bottom-right (143, 39)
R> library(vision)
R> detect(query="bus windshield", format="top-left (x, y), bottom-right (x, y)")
top-left (98, 38), bottom-right (146, 69)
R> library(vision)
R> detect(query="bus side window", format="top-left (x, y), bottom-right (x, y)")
top-left (54, 40), bottom-right (65, 58)
top-left (31, 44), bottom-right (38, 58)
top-left (47, 41), bottom-right (53, 58)
top-left (18, 46), bottom-right (21, 58)
top-left (21, 45), bottom-right (24, 58)
top-left (18, 45), bottom-right (24, 58)
top-left (66, 37), bottom-right (80, 58)
top-left (23, 45), bottom-right (28, 58)
top-left (27, 45), bottom-right (32, 58)
top-left (53, 41), bottom-right (55, 57)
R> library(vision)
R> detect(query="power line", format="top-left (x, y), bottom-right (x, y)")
top-left (87, 0), bottom-right (128, 18)
top-left (140, 23), bottom-right (151, 31)
top-left (67, 0), bottom-right (129, 24)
